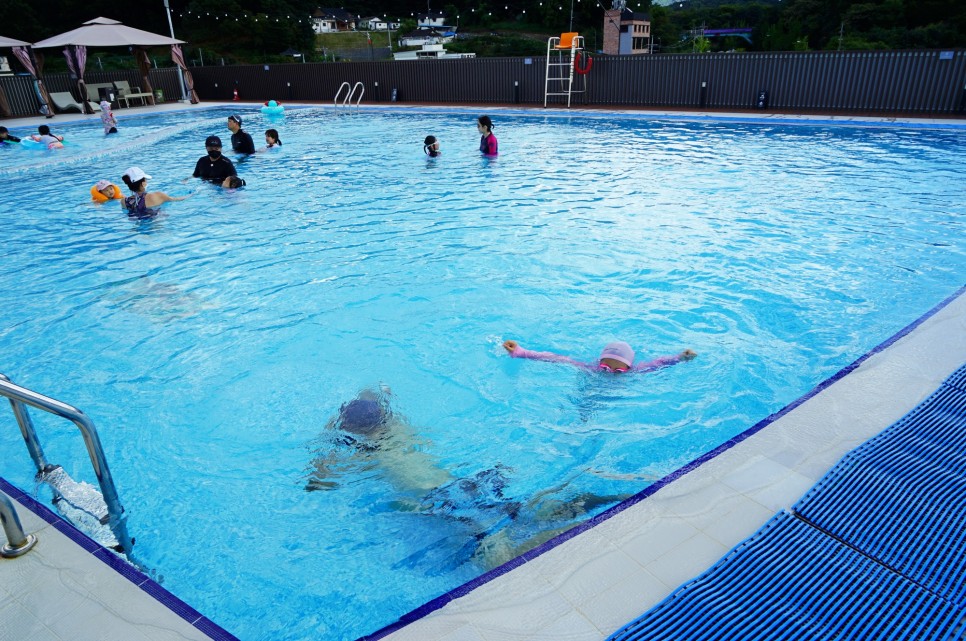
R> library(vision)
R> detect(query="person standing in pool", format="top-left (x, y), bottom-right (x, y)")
top-left (121, 167), bottom-right (187, 218)
top-left (502, 339), bottom-right (696, 373)
top-left (227, 114), bottom-right (255, 154)
top-left (192, 136), bottom-right (237, 184)
top-left (424, 135), bottom-right (440, 157)
top-left (99, 100), bottom-right (118, 135)
top-left (264, 129), bottom-right (282, 148)
top-left (477, 116), bottom-right (497, 156)
top-left (0, 126), bottom-right (21, 143)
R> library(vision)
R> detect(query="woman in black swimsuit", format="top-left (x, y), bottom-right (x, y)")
top-left (121, 167), bottom-right (187, 218)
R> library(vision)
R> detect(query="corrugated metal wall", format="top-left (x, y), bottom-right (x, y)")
top-left (2, 50), bottom-right (964, 119)
top-left (186, 49), bottom-right (966, 113)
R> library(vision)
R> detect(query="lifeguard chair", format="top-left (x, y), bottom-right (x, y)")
top-left (544, 32), bottom-right (591, 107)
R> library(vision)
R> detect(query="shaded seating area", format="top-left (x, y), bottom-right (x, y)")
top-left (608, 362), bottom-right (966, 640)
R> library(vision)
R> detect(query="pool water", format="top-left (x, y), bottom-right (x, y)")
top-left (0, 107), bottom-right (963, 641)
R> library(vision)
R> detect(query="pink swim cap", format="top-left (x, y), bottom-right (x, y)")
top-left (599, 341), bottom-right (635, 367)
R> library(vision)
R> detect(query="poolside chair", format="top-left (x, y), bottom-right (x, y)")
top-left (555, 32), bottom-right (579, 49)
top-left (608, 511), bottom-right (966, 640)
top-left (48, 91), bottom-right (100, 114)
top-left (113, 80), bottom-right (153, 107)
top-left (49, 91), bottom-right (84, 113)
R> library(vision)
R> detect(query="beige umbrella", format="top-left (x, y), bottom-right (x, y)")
top-left (0, 35), bottom-right (31, 47)
top-left (31, 17), bottom-right (183, 48)
top-left (32, 17), bottom-right (187, 113)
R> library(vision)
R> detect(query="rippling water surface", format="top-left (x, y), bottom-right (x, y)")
top-left (1, 107), bottom-right (964, 640)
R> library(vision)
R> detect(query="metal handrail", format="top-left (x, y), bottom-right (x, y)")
top-left (334, 81), bottom-right (365, 107)
top-left (0, 374), bottom-right (133, 553)
top-left (333, 81), bottom-right (351, 106)
top-left (347, 81), bottom-right (365, 107)
top-left (0, 492), bottom-right (37, 557)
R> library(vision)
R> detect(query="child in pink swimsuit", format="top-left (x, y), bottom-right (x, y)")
top-left (99, 101), bottom-right (118, 134)
top-left (503, 339), bottom-right (696, 373)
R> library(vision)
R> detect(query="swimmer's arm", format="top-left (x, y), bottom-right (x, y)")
top-left (632, 349), bottom-right (697, 372)
top-left (502, 340), bottom-right (587, 368)
top-left (155, 191), bottom-right (190, 203)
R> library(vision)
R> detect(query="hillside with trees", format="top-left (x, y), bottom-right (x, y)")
top-left (3, 0), bottom-right (963, 65)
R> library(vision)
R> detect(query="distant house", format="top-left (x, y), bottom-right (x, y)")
top-left (312, 8), bottom-right (357, 33)
top-left (603, 7), bottom-right (651, 54)
top-left (417, 12), bottom-right (447, 29)
top-left (393, 43), bottom-right (475, 61)
top-left (399, 29), bottom-right (452, 47)
top-left (360, 16), bottom-right (400, 31)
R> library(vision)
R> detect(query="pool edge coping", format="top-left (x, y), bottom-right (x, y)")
top-left (0, 476), bottom-right (240, 641)
top-left (7, 101), bottom-right (966, 131)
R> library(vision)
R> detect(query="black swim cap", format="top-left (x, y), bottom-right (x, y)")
top-left (339, 399), bottom-right (385, 435)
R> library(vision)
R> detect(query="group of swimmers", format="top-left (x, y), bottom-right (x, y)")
top-left (85, 114), bottom-right (283, 217)
top-left (423, 115), bottom-right (498, 158)
top-left (0, 124), bottom-right (65, 149)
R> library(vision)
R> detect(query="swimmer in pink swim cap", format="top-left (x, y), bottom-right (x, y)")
top-left (502, 339), bottom-right (696, 373)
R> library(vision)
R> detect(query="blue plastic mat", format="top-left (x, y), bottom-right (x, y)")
top-left (609, 363), bottom-right (966, 640)
top-left (795, 365), bottom-right (966, 604)
top-left (607, 511), bottom-right (966, 640)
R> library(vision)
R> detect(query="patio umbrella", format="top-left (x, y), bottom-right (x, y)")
top-left (31, 17), bottom-right (184, 48)
top-left (0, 35), bottom-right (30, 47)
top-left (32, 17), bottom-right (186, 112)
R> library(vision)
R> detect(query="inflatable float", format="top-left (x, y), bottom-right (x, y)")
top-left (261, 100), bottom-right (285, 116)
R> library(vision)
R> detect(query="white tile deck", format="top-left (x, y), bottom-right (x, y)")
top-left (0, 103), bottom-right (963, 641)
top-left (0, 491), bottom-right (213, 641)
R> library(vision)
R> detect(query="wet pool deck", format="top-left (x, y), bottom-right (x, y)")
top-left (1, 103), bottom-right (964, 641)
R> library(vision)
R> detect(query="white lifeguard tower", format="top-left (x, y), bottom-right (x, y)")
top-left (544, 32), bottom-right (591, 107)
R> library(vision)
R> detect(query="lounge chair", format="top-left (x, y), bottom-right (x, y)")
top-left (113, 80), bottom-right (153, 107)
top-left (49, 91), bottom-right (101, 114)
top-left (608, 510), bottom-right (966, 640)
top-left (49, 91), bottom-right (84, 113)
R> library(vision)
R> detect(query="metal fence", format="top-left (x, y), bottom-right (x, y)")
top-left (0, 67), bottom-right (183, 118)
top-left (2, 50), bottom-right (964, 118)
top-left (187, 49), bottom-right (966, 113)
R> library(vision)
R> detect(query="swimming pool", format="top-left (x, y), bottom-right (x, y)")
top-left (0, 106), bottom-right (963, 641)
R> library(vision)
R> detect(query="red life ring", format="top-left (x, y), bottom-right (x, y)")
top-left (574, 52), bottom-right (593, 75)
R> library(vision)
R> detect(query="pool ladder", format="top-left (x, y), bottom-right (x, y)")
top-left (334, 82), bottom-right (365, 108)
top-left (0, 373), bottom-right (134, 554)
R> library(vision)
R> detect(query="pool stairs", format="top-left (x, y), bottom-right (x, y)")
top-left (0, 374), bottom-right (133, 554)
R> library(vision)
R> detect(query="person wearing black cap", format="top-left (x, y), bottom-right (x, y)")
top-left (227, 115), bottom-right (255, 154)
top-left (192, 135), bottom-right (237, 184)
